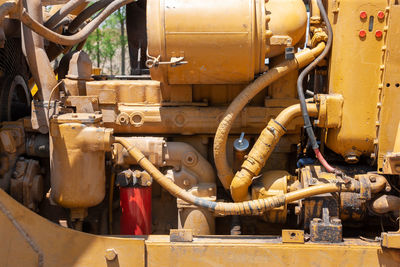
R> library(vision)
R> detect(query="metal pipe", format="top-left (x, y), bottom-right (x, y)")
top-left (371, 195), bottom-right (400, 214)
top-left (20, 0), bottom-right (136, 47)
top-left (114, 137), bottom-right (361, 216)
top-left (68, 0), bottom-right (114, 34)
top-left (310, 0), bottom-right (321, 23)
top-left (44, 0), bottom-right (86, 29)
top-left (213, 43), bottom-right (325, 191)
top-left (21, 0), bottom-right (58, 101)
top-left (230, 103), bottom-right (319, 202)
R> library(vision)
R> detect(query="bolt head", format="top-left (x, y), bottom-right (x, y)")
top-left (105, 249), bottom-right (117, 261)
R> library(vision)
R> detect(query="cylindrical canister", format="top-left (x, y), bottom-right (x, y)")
top-left (120, 186), bottom-right (152, 235)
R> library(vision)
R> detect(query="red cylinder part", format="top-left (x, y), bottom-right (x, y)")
top-left (120, 187), bottom-right (152, 235)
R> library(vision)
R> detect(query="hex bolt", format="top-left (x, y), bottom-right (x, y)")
top-left (105, 248), bottom-right (117, 261)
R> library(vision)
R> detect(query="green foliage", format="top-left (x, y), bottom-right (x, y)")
top-left (83, 6), bottom-right (128, 75)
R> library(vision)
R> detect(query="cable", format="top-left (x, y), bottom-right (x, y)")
top-left (297, 0), bottom-right (336, 172)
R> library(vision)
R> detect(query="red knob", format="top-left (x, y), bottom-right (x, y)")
top-left (377, 11), bottom-right (385, 20)
top-left (360, 11), bottom-right (367, 19)
top-left (359, 30), bottom-right (367, 38)
top-left (375, 30), bottom-right (383, 38)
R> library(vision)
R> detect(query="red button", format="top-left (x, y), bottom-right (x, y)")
top-left (377, 11), bottom-right (385, 19)
top-left (360, 11), bottom-right (367, 19)
top-left (359, 30), bottom-right (367, 38)
top-left (376, 30), bottom-right (383, 38)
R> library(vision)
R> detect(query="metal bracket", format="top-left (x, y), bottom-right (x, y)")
top-left (282, 230), bottom-right (305, 244)
top-left (170, 229), bottom-right (193, 242)
top-left (381, 231), bottom-right (400, 249)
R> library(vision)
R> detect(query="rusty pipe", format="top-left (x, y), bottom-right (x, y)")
top-left (114, 137), bottom-right (361, 216)
top-left (21, 0), bottom-right (58, 101)
top-left (213, 43), bottom-right (326, 191)
top-left (230, 103), bottom-right (319, 202)
top-left (371, 195), bottom-right (400, 214)
top-left (20, 0), bottom-right (136, 47)
top-left (44, 0), bottom-right (86, 29)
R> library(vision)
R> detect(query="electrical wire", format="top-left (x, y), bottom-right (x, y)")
top-left (297, 0), bottom-right (336, 173)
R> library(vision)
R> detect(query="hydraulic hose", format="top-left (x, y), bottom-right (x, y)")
top-left (68, 0), bottom-right (114, 34)
top-left (20, 0), bottom-right (136, 46)
top-left (214, 43), bottom-right (326, 190)
top-left (230, 103), bottom-right (319, 202)
top-left (297, 0), bottom-right (335, 172)
top-left (44, 0), bottom-right (86, 29)
top-left (114, 137), bottom-right (361, 216)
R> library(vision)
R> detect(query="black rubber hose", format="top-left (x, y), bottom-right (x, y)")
top-left (297, 0), bottom-right (333, 149)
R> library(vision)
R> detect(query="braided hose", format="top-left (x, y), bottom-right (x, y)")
top-left (114, 137), bottom-right (361, 216)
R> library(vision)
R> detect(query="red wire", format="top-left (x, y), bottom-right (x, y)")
top-left (314, 148), bottom-right (336, 173)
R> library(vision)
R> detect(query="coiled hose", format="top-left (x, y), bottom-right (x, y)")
top-left (114, 137), bottom-right (363, 216)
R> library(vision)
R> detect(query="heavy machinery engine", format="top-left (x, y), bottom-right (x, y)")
top-left (0, 0), bottom-right (400, 266)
